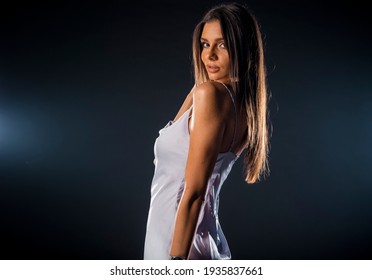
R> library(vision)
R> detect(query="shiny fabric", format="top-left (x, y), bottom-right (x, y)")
top-left (144, 87), bottom-right (239, 260)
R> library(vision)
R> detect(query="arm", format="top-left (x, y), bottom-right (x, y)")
top-left (169, 82), bottom-right (227, 259)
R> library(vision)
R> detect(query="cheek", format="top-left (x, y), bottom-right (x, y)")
top-left (201, 51), bottom-right (206, 64)
top-left (219, 51), bottom-right (228, 65)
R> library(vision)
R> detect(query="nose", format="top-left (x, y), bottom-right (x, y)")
top-left (206, 46), bottom-right (217, 61)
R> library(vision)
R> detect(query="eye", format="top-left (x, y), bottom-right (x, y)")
top-left (220, 42), bottom-right (226, 49)
top-left (201, 41), bottom-right (209, 48)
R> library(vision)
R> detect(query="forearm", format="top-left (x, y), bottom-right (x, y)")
top-left (169, 193), bottom-right (204, 259)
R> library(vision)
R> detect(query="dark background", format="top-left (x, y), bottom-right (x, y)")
top-left (0, 0), bottom-right (371, 259)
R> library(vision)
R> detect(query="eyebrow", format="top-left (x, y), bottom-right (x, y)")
top-left (200, 37), bottom-right (225, 42)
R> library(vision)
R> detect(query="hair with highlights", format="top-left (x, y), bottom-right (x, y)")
top-left (192, 2), bottom-right (271, 183)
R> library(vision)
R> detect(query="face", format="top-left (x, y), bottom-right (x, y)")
top-left (200, 20), bottom-right (230, 83)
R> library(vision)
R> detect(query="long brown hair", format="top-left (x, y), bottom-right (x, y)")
top-left (192, 2), bottom-right (271, 184)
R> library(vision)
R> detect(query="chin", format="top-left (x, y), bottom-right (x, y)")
top-left (208, 75), bottom-right (224, 81)
top-left (209, 77), bottom-right (228, 83)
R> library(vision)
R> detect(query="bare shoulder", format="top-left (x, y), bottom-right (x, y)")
top-left (192, 81), bottom-right (228, 110)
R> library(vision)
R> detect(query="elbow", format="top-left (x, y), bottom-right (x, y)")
top-left (182, 184), bottom-right (206, 205)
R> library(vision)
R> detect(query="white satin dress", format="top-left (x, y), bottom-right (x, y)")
top-left (144, 83), bottom-right (239, 260)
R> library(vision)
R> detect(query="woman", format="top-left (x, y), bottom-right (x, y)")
top-left (144, 2), bottom-right (270, 260)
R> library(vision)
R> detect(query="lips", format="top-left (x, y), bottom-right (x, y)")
top-left (206, 65), bottom-right (220, 73)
